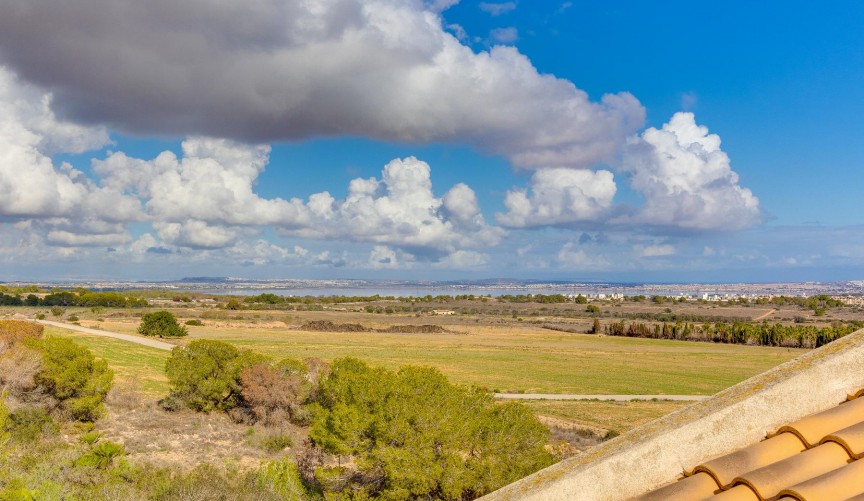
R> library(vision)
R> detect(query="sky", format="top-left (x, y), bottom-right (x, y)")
top-left (0, 0), bottom-right (862, 283)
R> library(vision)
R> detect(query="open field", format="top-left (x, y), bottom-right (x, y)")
top-left (46, 313), bottom-right (804, 395)
top-left (12, 294), bottom-right (860, 439)
top-left (522, 399), bottom-right (691, 434)
top-left (44, 326), bottom-right (171, 395)
top-left (41, 310), bottom-right (802, 403)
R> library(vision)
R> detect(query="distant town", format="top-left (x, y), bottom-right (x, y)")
top-left (2, 278), bottom-right (863, 303)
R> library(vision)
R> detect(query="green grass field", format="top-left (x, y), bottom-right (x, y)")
top-left (522, 399), bottom-right (691, 433)
top-left (178, 323), bottom-right (803, 395)
top-left (47, 321), bottom-right (803, 398)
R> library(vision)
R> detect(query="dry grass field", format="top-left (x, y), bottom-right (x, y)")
top-left (9, 295), bottom-right (859, 440)
top-left (29, 313), bottom-right (810, 440)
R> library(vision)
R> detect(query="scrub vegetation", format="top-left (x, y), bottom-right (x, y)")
top-left (1, 289), bottom-right (861, 499)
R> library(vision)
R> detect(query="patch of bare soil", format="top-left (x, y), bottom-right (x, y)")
top-left (300, 320), bottom-right (457, 334)
top-left (537, 415), bottom-right (608, 458)
top-left (300, 320), bottom-right (369, 332)
top-left (97, 385), bottom-right (304, 471)
top-left (377, 324), bottom-right (451, 334)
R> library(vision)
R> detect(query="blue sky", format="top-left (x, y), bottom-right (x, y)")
top-left (0, 0), bottom-right (862, 282)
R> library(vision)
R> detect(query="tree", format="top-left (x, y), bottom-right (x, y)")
top-left (307, 358), bottom-right (553, 499)
top-left (164, 340), bottom-right (267, 411)
top-left (137, 311), bottom-right (188, 338)
top-left (33, 336), bottom-right (114, 421)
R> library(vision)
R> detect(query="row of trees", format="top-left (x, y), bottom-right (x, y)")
top-left (0, 291), bottom-right (149, 308)
top-left (604, 320), bottom-right (858, 348)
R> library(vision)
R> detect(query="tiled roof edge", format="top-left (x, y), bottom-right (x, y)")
top-left (481, 328), bottom-right (864, 501)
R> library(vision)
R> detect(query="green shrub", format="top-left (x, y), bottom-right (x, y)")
top-left (256, 461), bottom-right (307, 500)
top-left (33, 336), bottom-right (114, 421)
top-left (79, 430), bottom-right (103, 446)
top-left (164, 340), bottom-right (267, 412)
top-left (138, 311), bottom-right (188, 338)
top-left (184, 319), bottom-right (203, 326)
top-left (7, 407), bottom-right (58, 442)
top-left (50, 307), bottom-right (65, 317)
top-left (67, 315), bottom-right (79, 323)
top-left (307, 358), bottom-right (553, 499)
top-left (264, 433), bottom-right (293, 452)
top-left (75, 441), bottom-right (125, 469)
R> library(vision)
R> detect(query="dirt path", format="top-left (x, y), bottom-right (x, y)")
top-left (36, 319), bottom-right (177, 351)
top-left (494, 394), bottom-right (710, 401)
top-left (753, 309), bottom-right (778, 321)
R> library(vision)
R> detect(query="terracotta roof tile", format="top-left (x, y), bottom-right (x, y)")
top-left (634, 388), bottom-right (864, 501)
top-left (635, 471), bottom-right (719, 501)
top-left (692, 432), bottom-right (805, 488)
top-left (731, 442), bottom-right (852, 499)
top-left (850, 389), bottom-right (864, 400)
top-left (703, 485), bottom-right (759, 501)
top-left (777, 458), bottom-right (864, 501)
top-left (823, 421), bottom-right (864, 459)
top-left (773, 397), bottom-right (864, 446)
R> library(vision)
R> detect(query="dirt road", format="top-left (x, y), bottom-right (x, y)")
top-left (494, 394), bottom-right (710, 401)
top-left (753, 309), bottom-right (778, 321)
top-left (35, 319), bottom-right (177, 351)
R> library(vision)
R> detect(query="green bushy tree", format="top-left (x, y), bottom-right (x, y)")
top-left (307, 358), bottom-right (553, 499)
top-left (164, 340), bottom-right (267, 411)
top-left (138, 311), bottom-right (188, 338)
top-left (34, 336), bottom-right (114, 421)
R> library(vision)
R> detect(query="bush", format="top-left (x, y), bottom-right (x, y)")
top-left (0, 320), bottom-right (44, 352)
top-left (34, 336), bottom-right (114, 421)
top-left (75, 441), bottom-right (125, 469)
top-left (67, 315), bottom-right (79, 322)
top-left (307, 358), bottom-right (553, 499)
top-left (185, 319), bottom-right (204, 326)
top-left (239, 363), bottom-right (302, 426)
top-left (164, 340), bottom-right (267, 412)
top-left (7, 407), bottom-right (58, 442)
top-left (138, 311), bottom-right (188, 338)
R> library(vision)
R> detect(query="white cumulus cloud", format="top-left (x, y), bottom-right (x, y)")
top-left (497, 168), bottom-right (617, 228)
top-left (288, 157), bottom-right (506, 252)
top-left (620, 112), bottom-right (760, 231)
top-left (0, 66), bottom-right (138, 246)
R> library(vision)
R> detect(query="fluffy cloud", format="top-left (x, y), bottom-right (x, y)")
top-left (620, 112), bottom-right (760, 230)
top-left (287, 157), bottom-right (506, 252)
top-left (0, 0), bottom-right (643, 170)
top-left (556, 243), bottom-right (610, 270)
top-left (498, 113), bottom-right (760, 233)
top-left (497, 168), bottom-right (617, 227)
top-left (94, 138), bottom-right (308, 227)
top-left (94, 141), bottom-right (503, 254)
top-left (0, 67), bottom-right (138, 244)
